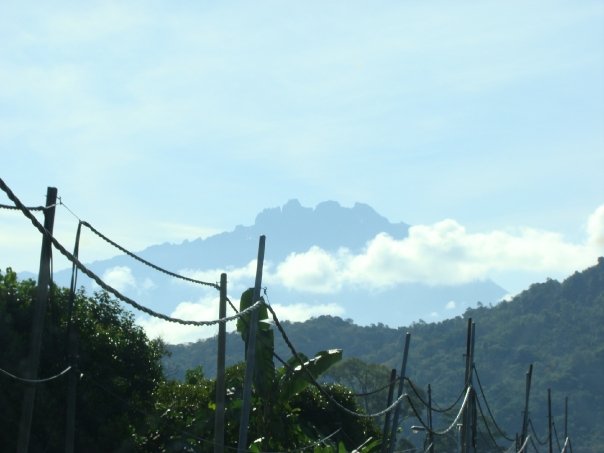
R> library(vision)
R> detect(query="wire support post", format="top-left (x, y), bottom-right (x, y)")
top-left (16, 186), bottom-right (58, 453)
top-left (237, 235), bottom-right (266, 452)
top-left (214, 273), bottom-right (227, 453)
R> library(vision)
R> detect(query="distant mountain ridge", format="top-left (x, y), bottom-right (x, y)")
top-left (46, 199), bottom-right (506, 330)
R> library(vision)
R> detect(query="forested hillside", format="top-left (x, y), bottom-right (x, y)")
top-left (166, 257), bottom-right (604, 451)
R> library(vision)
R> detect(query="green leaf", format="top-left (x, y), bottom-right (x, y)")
top-left (281, 349), bottom-right (343, 398)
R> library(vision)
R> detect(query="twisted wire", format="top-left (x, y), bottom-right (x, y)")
top-left (265, 301), bottom-right (410, 418)
top-left (261, 289), bottom-right (402, 399)
top-left (0, 365), bottom-right (72, 384)
top-left (473, 365), bottom-right (515, 442)
top-left (552, 421), bottom-right (561, 451)
top-left (475, 391), bottom-right (504, 450)
top-left (405, 376), bottom-right (468, 414)
top-left (560, 437), bottom-right (570, 453)
top-left (80, 220), bottom-right (219, 290)
top-left (0, 178), bottom-right (261, 326)
top-left (529, 435), bottom-right (541, 453)
top-left (516, 435), bottom-right (531, 453)
top-left (529, 418), bottom-right (548, 446)
top-left (0, 203), bottom-right (47, 211)
top-left (406, 385), bottom-right (471, 436)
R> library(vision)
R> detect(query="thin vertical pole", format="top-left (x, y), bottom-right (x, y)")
top-left (237, 235), bottom-right (266, 452)
top-left (388, 332), bottom-right (411, 453)
top-left (214, 273), bottom-right (228, 453)
top-left (520, 364), bottom-right (533, 447)
top-left (470, 323), bottom-right (476, 452)
top-left (461, 318), bottom-right (473, 453)
top-left (17, 186), bottom-right (58, 453)
top-left (564, 396), bottom-right (568, 440)
top-left (427, 384), bottom-right (434, 453)
top-left (381, 369), bottom-right (397, 453)
top-left (65, 220), bottom-right (82, 453)
top-left (548, 388), bottom-right (553, 453)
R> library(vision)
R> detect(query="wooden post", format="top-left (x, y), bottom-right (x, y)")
top-left (381, 369), bottom-right (397, 453)
top-left (461, 318), bottom-right (473, 453)
top-left (17, 187), bottom-right (58, 453)
top-left (564, 396), bottom-right (568, 440)
top-left (214, 273), bottom-right (228, 453)
top-left (427, 384), bottom-right (434, 453)
top-left (520, 364), bottom-right (533, 447)
top-left (469, 322), bottom-right (476, 452)
top-left (548, 388), bottom-right (553, 453)
top-left (65, 220), bottom-right (82, 453)
top-left (388, 332), bottom-right (411, 453)
top-left (237, 235), bottom-right (266, 452)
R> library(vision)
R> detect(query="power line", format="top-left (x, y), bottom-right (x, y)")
top-left (473, 365), bottom-right (515, 442)
top-left (0, 178), bottom-right (262, 327)
top-left (0, 365), bottom-right (72, 384)
top-left (266, 301), bottom-right (410, 419)
top-left (529, 418), bottom-right (548, 446)
top-left (79, 219), bottom-right (219, 290)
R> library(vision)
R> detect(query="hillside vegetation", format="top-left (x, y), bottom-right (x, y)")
top-left (166, 258), bottom-right (604, 451)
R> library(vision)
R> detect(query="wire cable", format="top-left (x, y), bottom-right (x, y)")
top-left (0, 203), bottom-right (48, 211)
top-left (0, 178), bottom-right (262, 326)
top-left (79, 220), bottom-right (219, 290)
top-left (474, 390), bottom-right (504, 450)
top-left (0, 365), bottom-right (72, 384)
top-left (406, 386), bottom-right (471, 436)
top-left (529, 418), bottom-right (548, 446)
top-left (473, 365), bottom-right (515, 442)
top-left (405, 376), bottom-right (468, 414)
top-left (529, 435), bottom-right (541, 453)
top-left (265, 301), bottom-right (410, 418)
top-left (552, 421), bottom-right (561, 451)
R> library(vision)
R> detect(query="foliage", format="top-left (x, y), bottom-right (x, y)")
top-left (165, 258), bottom-right (604, 451)
top-left (0, 268), bottom-right (166, 452)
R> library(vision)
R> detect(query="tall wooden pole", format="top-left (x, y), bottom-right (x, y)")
top-left (469, 323), bottom-right (476, 452)
top-left (237, 235), bottom-right (265, 452)
top-left (388, 332), bottom-right (411, 453)
top-left (564, 396), bottom-right (568, 440)
top-left (461, 318), bottom-right (473, 453)
top-left (520, 364), bottom-right (533, 447)
top-left (427, 384), bottom-right (434, 453)
top-left (17, 187), bottom-right (58, 453)
top-left (548, 388), bottom-right (553, 453)
top-left (381, 369), bottom-right (397, 453)
top-left (214, 273), bottom-right (228, 453)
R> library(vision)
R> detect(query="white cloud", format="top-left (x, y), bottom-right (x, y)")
top-left (587, 204), bottom-right (604, 249)
top-left (178, 260), bottom-right (261, 293)
top-left (270, 206), bottom-right (603, 292)
top-left (445, 301), bottom-right (456, 310)
top-left (102, 266), bottom-right (136, 293)
top-left (271, 303), bottom-right (345, 323)
top-left (137, 294), bottom-right (227, 344)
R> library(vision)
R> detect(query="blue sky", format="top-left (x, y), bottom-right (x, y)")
top-left (1, 1), bottom-right (603, 317)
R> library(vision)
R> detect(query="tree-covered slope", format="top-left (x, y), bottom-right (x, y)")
top-left (166, 258), bottom-right (604, 451)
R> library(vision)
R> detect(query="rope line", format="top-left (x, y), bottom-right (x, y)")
top-left (473, 365), bottom-right (515, 442)
top-left (0, 178), bottom-right (261, 326)
top-left (516, 435), bottom-right (531, 453)
top-left (0, 365), bottom-right (72, 384)
top-left (80, 220), bottom-right (219, 290)
top-left (529, 418), bottom-right (548, 446)
top-left (474, 391), bottom-right (504, 450)
top-left (265, 301), bottom-right (410, 418)
top-left (560, 436), bottom-right (570, 453)
top-left (553, 421), bottom-right (562, 451)
top-left (0, 203), bottom-right (47, 211)
top-left (529, 435), bottom-right (541, 453)
top-left (406, 385), bottom-right (471, 436)
top-left (405, 376), bottom-right (468, 414)
top-left (262, 285), bottom-right (402, 400)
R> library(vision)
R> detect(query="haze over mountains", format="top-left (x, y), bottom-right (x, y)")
top-left (43, 199), bottom-right (510, 343)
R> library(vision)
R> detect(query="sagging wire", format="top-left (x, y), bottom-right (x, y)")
top-left (0, 178), bottom-right (263, 327)
top-left (0, 365), bottom-right (72, 384)
top-left (473, 364), bottom-right (515, 442)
